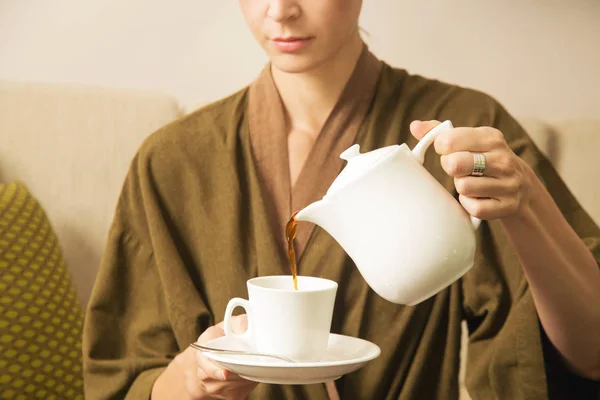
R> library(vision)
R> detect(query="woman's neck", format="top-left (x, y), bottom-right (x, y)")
top-left (271, 34), bottom-right (364, 137)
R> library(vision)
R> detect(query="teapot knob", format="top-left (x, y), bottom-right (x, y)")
top-left (340, 144), bottom-right (361, 161)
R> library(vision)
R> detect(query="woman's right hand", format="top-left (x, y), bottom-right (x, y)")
top-left (151, 315), bottom-right (258, 399)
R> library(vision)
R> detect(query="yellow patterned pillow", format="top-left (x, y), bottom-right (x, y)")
top-left (0, 182), bottom-right (84, 399)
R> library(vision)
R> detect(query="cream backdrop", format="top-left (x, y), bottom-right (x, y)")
top-left (1, 0), bottom-right (599, 119)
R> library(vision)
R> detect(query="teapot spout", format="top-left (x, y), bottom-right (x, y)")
top-left (294, 199), bottom-right (329, 226)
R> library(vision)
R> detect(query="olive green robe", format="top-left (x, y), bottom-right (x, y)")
top-left (83, 46), bottom-right (600, 399)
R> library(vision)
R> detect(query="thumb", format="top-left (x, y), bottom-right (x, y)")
top-left (216, 314), bottom-right (248, 334)
top-left (409, 120), bottom-right (442, 140)
top-left (196, 325), bottom-right (225, 345)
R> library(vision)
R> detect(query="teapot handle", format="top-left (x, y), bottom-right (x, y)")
top-left (411, 120), bottom-right (482, 230)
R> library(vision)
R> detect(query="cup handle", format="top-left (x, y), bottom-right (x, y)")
top-left (411, 120), bottom-right (482, 230)
top-left (223, 298), bottom-right (254, 347)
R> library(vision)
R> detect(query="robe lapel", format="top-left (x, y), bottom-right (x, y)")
top-left (247, 66), bottom-right (291, 271)
top-left (291, 48), bottom-right (382, 261)
top-left (247, 44), bottom-right (382, 275)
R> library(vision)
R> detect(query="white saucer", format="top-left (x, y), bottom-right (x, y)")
top-left (200, 333), bottom-right (381, 385)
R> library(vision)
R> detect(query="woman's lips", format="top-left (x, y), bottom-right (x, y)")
top-left (271, 37), bottom-right (313, 53)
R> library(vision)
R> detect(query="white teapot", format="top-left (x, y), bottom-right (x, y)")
top-left (295, 121), bottom-right (480, 305)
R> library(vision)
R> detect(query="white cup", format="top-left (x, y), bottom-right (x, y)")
top-left (223, 275), bottom-right (338, 362)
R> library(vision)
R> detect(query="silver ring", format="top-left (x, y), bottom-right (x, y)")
top-left (471, 152), bottom-right (486, 177)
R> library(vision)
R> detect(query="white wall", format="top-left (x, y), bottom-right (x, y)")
top-left (1, 0), bottom-right (599, 119)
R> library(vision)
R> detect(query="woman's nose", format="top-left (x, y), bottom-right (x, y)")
top-left (267, 0), bottom-right (300, 22)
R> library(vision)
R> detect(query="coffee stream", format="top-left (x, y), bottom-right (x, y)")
top-left (285, 211), bottom-right (299, 290)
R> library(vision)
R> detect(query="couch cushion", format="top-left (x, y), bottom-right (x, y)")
top-left (547, 119), bottom-right (600, 225)
top-left (0, 181), bottom-right (84, 399)
top-left (519, 118), bottom-right (600, 225)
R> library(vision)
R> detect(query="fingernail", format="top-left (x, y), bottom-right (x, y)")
top-left (217, 370), bottom-right (227, 381)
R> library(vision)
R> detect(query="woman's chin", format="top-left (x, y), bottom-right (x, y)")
top-left (269, 54), bottom-right (326, 74)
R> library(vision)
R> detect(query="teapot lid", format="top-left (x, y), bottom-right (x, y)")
top-left (326, 144), bottom-right (399, 196)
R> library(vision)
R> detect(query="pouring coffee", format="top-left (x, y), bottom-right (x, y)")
top-left (293, 120), bottom-right (480, 305)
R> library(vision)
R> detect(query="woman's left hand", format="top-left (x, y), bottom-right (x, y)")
top-left (410, 120), bottom-right (535, 220)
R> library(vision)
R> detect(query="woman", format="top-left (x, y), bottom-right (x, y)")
top-left (83, 1), bottom-right (600, 399)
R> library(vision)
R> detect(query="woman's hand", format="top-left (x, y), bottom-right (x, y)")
top-left (411, 120), bottom-right (600, 379)
top-left (410, 120), bottom-right (534, 220)
top-left (152, 315), bottom-right (258, 400)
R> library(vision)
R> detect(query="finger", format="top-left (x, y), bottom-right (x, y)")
top-left (196, 367), bottom-right (257, 399)
top-left (203, 378), bottom-right (259, 400)
top-left (441, 151), bottom-right (514, 178)
top-left (459, 195), bottom-right (498, 220)
top-left (193, 321), bottom-right (249, 383)
top-left (194, 326), bottom-right (229, 381)
top-left (197, 325), bottom-right (225, 344)
top-left (196, 352), bottom-right (229, 381)
top-left (216, 314), bottom-right (248, 335)
top-left (440, 151), bottom-right (506, 178)
top-left (409, 120), bottom-right (442, 140)
top-left (197, 365), bottom-right (245, 382)
top-left (458, 195), bottom-right (518, 220)
top-left (454, 176), bottom-right (521, 199)
top-left (441, 152), bottom-right (487, 178)
top-left (434, 127), bottom-right (505, 155)
top-left (185, 369), bottom-right (206, 399)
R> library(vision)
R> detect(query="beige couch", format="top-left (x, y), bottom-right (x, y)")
top-left (0, 80), bottom-right (181, 307)
top-left (1, 80), bottom-right (598, 399)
